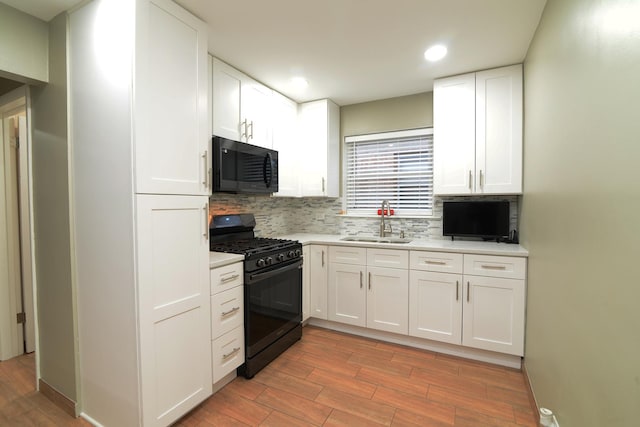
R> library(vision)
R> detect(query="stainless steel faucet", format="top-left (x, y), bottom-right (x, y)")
top-left (380, 200), bottom-right (392, 237)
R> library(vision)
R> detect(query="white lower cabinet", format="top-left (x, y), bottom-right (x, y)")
top-left (328, 262), bottom-right (366, 327)
top-left (302, 246), bottom-right (311, 321)
top-left (327, 246), bottom-right (408, 335)
top-left (462, 254), bottom-right (526, 356)
top-left (409, 270), bottom-right (462, 345)
top-left (308, 245), bottom-right (329, 319)
top-left (409, 251), bottom-right (526, 356)
top-left (210, 262), bottom-right (245, 383)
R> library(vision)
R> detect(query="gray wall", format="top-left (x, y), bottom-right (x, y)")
top-left (30, 13), bottom-right (77, 402)
top-left (0, 2), bottom-right (48, 83)
top-left (521, 0), bottom-right (640, 425)
top-left (341, 91), bottom-right (433, 138)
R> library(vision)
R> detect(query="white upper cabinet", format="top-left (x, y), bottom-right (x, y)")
top-left (211, 58), bottom-right (273, 148)
top-left (272, 91), bottom-right (300, 197)
top-left (135, 0), bottom-right (209, 196)
top-left (298, 99), bottom-right (340, 197)
top-left (434, 64), bottom-right (522, 195)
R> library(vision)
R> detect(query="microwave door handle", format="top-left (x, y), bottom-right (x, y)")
top-left (264, 152), bottom-right (273, 188)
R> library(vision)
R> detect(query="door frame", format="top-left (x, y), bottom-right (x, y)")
top-left (0, 86), bottom-right (38, 360)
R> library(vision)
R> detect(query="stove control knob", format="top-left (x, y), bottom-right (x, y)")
top-left (295, 249), bottom-right (302, 257)
top-left (265, 257), bottom-right (273, 265)
top-left (277, 254), bottom-right (285, 262)
top-left (257, 259), bottom-right (266, 268)
top-left (288, 250), bottom-right (295, 258)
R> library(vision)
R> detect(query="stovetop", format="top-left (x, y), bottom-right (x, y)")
top-left (209, 213), bottom-right (302, 272)
top-left (210, 237), bottom-right (299, 256)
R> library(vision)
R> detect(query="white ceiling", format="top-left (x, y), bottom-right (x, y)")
top-left (6, 0), bottom-right (547, 106)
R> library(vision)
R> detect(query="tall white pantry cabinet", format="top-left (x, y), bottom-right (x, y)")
top-left (69, 1), bottom-right (211, 426)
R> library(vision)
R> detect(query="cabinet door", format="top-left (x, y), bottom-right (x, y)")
top-left (135, 0), bottom-right (209, 196)
top-left (272, 92), bottom-right (300, 196)
top-left (367, 267), bottom-right (409, 334)
top-left (433, 73), bottom-right (476, 195)
top-left (462, 276), bottom-right (525, 356)
top-left (475, 64), bottom-right (523, 194)
top-left (297, 99), bottom-right (339, 197)
top-left (212, 58), bottom-right (243, 141)
top-left (409, 271), bottom-right (462, 345)
top-left (136, 194), bottom-right (212, 427)
top-left (242, 78), bottom-right (273, 148)
top-left (328, 263), bottom-right (366, 327)
top-left (308, 245), bottom-right (328, 319)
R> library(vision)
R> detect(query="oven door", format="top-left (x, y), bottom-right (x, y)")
top-left (245, 259), bottom-right (302, 358)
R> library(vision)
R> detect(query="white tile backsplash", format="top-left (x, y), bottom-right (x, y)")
top-left (209, 194), bottom-right (519, 240)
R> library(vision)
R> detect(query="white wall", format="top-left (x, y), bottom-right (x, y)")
top-left (521, 0), bottom-right (640, 425)
top-left (30, 12), bottom-right (78, 402)
top-left (0, 2), bottom-right (48, 83)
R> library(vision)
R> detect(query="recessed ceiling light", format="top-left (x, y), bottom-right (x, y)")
top-left (291, 77), bottom-right (308, 90)
top-left (424, 45), bottom-right (447, 62)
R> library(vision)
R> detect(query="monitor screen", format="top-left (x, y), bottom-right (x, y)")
top-left (443, 201), bottom-right (510, 239)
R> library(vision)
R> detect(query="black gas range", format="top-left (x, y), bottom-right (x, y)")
top-left (209, 214), bottom-right (302, 378)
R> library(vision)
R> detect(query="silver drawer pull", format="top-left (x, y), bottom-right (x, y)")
top-left (220, 274), bottom-right (240, 283)
top-left (480, 264), bottom-right (506, 270)
top-left (222, 347), bottom-right (241, 360)
top-left (221, 306), bottom-right (240, 317)
top-left (425, 260), bottom-right (446, 265)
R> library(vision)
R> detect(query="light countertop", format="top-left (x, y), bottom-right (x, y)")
top-left (209, 252), bottom-right (244, 269)
top-left (277, 233), bottom-right (529, 257)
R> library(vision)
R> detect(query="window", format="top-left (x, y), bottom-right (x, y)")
top-left (344, 128), bottom-right (434, 216)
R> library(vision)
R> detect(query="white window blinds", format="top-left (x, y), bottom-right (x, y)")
top-left (344, 128), bottom-right (433, 215)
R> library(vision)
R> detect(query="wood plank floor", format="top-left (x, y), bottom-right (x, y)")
top-left (0, 326), bottom-right (537, 426)
top-left (178, 326), bottom-right (537, 427)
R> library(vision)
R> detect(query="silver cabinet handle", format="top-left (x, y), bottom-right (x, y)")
top-left (220, 274), bottom-right (240, 283)
top-left (222, 347), bottom-right (241, 360)
top-left (321, 250), bottom-right (325, 267)
top-left (368, 272), bottom-right (371, 290)
top-left (479, 170), bottom-right (484, 188)
top-left (221, 306), bottom-right (240, 317)
top-left (360, 271), bottom-right (363, 289)
top-left (456, 280), bottom-right (459, 301)
top-left (203, 205), bottom-right (208, 240)
top-left (468, 170), bottom-right (472, 190)
top-left (248, 120), bottom-right (254, 139)
top-left (322, 177), bottom-right (325, 193)
top-left (425, 260), bottom-right (446, 265)
top-left (481, 264), bottom-right (506, 270)
top-left (201, 151), bottom-right (207, 186)
top-left (467, 281), bottom-right (470, 302)
top-left (241, 119), bottom-right (247, 139)
top-left (204, 151), bottom-right (211, 190)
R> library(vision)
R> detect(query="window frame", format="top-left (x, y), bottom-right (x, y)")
top-left (342, 128), bottom-right (434, 217)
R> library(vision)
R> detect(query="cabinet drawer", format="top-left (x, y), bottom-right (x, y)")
top-left (211, 286), bottom-right (244, 339)
top-left (329, 246), bottom-right (366, 265)
top-left (410, 251), bottom-right (463, 273)
top-left (367, 248), bottom-right (408, 269)
top-left (463, 254), bottom-right (526, 279)
top-left (212, 326), bottom-right (244, 383)
top-left (211, 262), bottom-right (243, 294)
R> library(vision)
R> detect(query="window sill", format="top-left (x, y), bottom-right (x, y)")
top-left (336, 213), bottom-right (441, 220)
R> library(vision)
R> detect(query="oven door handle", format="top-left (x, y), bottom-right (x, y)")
top-left (248, 260), bottom-right (302, 284)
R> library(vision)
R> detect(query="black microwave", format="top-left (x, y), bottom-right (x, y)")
top-left (212, 136), bottom-right (278, 194)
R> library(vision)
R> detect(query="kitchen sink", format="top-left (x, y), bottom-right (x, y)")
top-left (340, 236), bottom-right (412, 244)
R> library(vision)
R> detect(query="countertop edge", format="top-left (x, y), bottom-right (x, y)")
top-left (278, 234), bottom-right (529, 257)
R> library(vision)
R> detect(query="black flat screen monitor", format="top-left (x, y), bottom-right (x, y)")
top-left (443, 201), bottom-right (509, 240)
